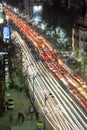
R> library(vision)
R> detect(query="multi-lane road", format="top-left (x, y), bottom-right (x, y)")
top-left (3, 5), bottom-right (87, 130)
top-left (3, 5), bottom-right (87, 109)
top-left (11, 31), bottom-right (87, 130)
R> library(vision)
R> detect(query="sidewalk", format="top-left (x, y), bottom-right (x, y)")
top-left (0, 88), bottom-right (39, 130)
top-left (0, 30), bottom-right (45, 130)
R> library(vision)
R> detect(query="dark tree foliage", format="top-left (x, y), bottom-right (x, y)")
top-left (42, 4), bottom-right (58, 27)
top-left (42, 3), bottom-right (83, 37)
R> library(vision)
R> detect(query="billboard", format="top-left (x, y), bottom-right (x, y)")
top-left (33, 5), bottom-right (43, 23)
top-left (2, 25), bottom-right (10, 43)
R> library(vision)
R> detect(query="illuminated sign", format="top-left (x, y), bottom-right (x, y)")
top-left (33, 5), bottom-right (42, 23)
top-left (0, 3), bottom-right (3, 12)
top-left (2, 25), bottom-right (10, 43)
top-left (0, 12), bottom-right (4, 23)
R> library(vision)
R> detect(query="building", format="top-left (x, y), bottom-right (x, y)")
top-left (67, 0), bottom-right (85, 9)
top-left (72, 1), bottom-right (87, 76)
top-left (0, 3), bottom-right (5, 116)
top-left (53, 0), bottom-right (85, 10)
top-left (23, 0), bottom-right (52, 17)
top-left (0, 56), bottom-right (5, 116)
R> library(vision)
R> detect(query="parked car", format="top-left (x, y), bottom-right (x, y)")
top-left (7, 98), bottom-right (14, 110)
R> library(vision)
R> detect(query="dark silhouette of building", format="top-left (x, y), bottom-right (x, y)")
top-left (23, 0), bottom-right (53, 17)
top-left (0, 47), bottom-right (6, 116)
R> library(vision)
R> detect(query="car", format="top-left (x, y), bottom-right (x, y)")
top-left (7, 98), bottom-right (14, 110)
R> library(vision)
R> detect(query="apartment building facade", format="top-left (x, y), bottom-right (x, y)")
top-left (72, 13), bottom-right (87, 76)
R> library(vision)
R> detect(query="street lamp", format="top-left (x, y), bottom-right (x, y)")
top-left (29, 73), bottom-right (39, 107)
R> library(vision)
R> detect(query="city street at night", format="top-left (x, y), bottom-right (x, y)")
top-left (0, 1), bottom-right (87, 130)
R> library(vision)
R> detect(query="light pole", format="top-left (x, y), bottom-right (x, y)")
top-left (30, 73), bottom-right (39, 107)
top-left (43, 93), bottom-right (54, 130)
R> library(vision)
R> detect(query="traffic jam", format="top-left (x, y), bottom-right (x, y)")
top-left (3, 6), bottom-right (87, 111)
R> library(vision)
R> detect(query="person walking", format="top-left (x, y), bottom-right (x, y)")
top-left (18, 112), bottom-right (25, 122)
top-left (8, 126), bottom-right (11, 130)
top-left (21, 114), bottom-right (25, 122)
top-left (35, 111), bottom-right (39, 120)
